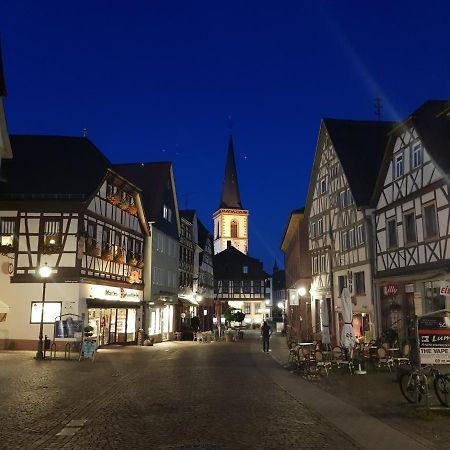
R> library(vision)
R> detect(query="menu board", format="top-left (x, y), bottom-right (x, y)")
top-left (418, 315), bottom-right (450, 365)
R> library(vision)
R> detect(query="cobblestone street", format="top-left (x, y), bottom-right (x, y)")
top-left (0, 332), bottom-right (447, 449)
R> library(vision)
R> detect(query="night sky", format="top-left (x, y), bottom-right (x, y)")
top-left (1, 1), bottom-right (449, 272)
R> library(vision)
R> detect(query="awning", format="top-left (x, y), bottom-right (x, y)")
top-left (0, 300), bottom-right (10, 314)
top-left (179, 297), bottom-right (199, 306)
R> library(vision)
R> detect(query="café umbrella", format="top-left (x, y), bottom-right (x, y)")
top-left (320, 300), bottom-right (331, 345)
top-left (340, 287), bottom-right (356, 348)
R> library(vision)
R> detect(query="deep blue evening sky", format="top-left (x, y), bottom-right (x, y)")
top-left (1, 1), bottom-right (449, 271)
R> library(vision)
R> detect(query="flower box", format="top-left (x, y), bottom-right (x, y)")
top-left (137, 260), bottom-right (144, 269)
top-left (128, 256), bottom-right (138, 267)
top-left (118, 200), bottom-right (130, 211)
top-left (101, 246), bottom-right (113, 261)
top-left (127, 205), bottom-right (138, 215)
top-left (107, 195), bottom-right (120, 206)
top-left (87, 246), bottom-right (100, 257)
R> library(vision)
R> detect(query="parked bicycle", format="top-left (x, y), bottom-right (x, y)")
top-left (398, 364), bottom-right (449, 407)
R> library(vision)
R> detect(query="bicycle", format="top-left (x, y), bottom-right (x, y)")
top-left (399, 364), bottom-right (449, 407)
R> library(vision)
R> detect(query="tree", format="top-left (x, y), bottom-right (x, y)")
top-left (233, 311), bottom-right (245, 325)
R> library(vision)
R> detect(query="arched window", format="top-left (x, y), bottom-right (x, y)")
top-left (231, 220), bottom-right (238, 238)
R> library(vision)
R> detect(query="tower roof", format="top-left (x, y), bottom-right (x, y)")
top-left (219, 135), bottom-right (242, 209)
top-left (0, 41), bottom-right (6, 97)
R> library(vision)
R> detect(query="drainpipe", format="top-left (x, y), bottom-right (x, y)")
top-left (142, 222), bottom-right (154, 335)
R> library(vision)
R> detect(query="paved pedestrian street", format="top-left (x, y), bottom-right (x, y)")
top-left (0, 332), bottom-right (444, 450)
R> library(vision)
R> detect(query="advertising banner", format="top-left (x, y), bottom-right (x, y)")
top-left (54, 317), bottom-right (84, 340)
top-left (418, 315), bottom-right (450, 364)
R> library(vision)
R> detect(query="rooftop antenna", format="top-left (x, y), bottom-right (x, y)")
top-left (374, 97), bottom-right (382, 121)
top-left (82, 127), bottom-right (88, 137)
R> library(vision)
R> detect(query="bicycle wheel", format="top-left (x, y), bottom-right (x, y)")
top-left (434, 374), bottom-right (449, 407)
top-left (400, 372), bottom-right (426, 403)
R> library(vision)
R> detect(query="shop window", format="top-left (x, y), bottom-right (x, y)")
top-left (403, 211), bottom-right (417, 244)
top-left (355, 272), bottom-right (365, 295)
top-left (387, 219), bottom-right (397, 249)
top-left (423, 281), bottom-right (445, 314)
top-left (423, 203), bottom-right (438, 239)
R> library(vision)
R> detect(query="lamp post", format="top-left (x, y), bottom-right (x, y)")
top-left (297, 287), bottom-right (308, 341)
top-left (35, 263), bottom-right (52, 360)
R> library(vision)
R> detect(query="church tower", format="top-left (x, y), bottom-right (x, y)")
top-left (213, 135), bottom-right (249, 255)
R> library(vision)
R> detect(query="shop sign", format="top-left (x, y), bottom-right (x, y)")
top-left (89, 285), bottom-right (141, 302)
top-left (439, 281), bottom-right (450, 296)
top-left (383, 284), bottom-right (398, 297)
top-left (418, 315), bottom-right (450, 365)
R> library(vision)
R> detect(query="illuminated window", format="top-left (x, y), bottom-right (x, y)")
top-left (243, 265), bottom-right (248, 274)
top-left (30, 301), bottom-right (62, 324)
top-left (163, 205), bottom-right (172, 222)
top-left (244, 302), bottom-right (251, 314)
top-left (41, 218), bottom-right (62, 253)
top-left (0, 218), bottom-right (15, 248)
top-left (230, 220), bottom-right (238, 238)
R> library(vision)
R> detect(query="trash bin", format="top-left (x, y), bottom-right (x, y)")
top-left (44, 335), bottom-right (51, 350)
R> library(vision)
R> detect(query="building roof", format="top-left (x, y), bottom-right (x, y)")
top-left (0, 41), bottom-right (6, 97)
top-left (180, 209), bottom-right (196, 223)
top-left (219, 135), bottom-right (243, 209)
top-left (213, 245), bottom-right (268, 279)
top-left (0, 135), bottom-right (110, 200)
top-left (323, 118), bottom-right (394, 206)
top-left (409, 99), bottom-right (450, 177)
top-left (280, 207), bottom-right (304, 251)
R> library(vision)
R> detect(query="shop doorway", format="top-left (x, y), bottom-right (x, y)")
top-left (88, 307), bottom-right (137, 345)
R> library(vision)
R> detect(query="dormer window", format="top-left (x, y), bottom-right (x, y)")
top-left (163, 205), bottom-right (172, 222)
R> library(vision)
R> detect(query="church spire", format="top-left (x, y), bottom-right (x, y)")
top-left (219, 135), bottom-right (242, 209)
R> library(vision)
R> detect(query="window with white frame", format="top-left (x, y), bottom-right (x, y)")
top-left (342, 231), bottom-right (348, 251)
top-left (346, 188), bottom-right (353, 205)
top-left (387, 219), bottom-right (397, 249)
top-left (355, 271), bottom-right (365, 294)
top-left (41, 218), bottom-right (62, 250)
top-left (310, 222), bottom-right (316, 238)
top-left (423, 203), bottom-right (438, 239)
top-left (357, 224), bottom-right (365, 244)
top-left (0, 218), bottom-right (15, 247)
top-left (340, 191), bottom-right (347, 208)
top-left (411, 143), bottom-right (422, 169)
top-left (320, 254), bottom-right (326, 272)
top-left (394, 153), bottom-right (404, 178)
top-left (403, 211), bottom-right (417, 244)
top-left (163, 205), bottom-right (172, 222)
top-left (317, 218), bottom-right (323, 236)
top-left (244, 302), bottom-right (251, 314)
top-left (320, 178), bottom-right (327, 194)
top-left (312, 256), bottom-right (318, 274)
top-left (349, 228), bottom-right (355, 248)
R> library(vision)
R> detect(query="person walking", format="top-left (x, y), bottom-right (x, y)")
top-left (261, 321), bottom-right (272, 352)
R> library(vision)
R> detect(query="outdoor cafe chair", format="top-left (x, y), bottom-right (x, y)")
top-left (332, 346), bottom-right (354, 374)
top-left (314, 350), bottom-right (331, 376)
top-left (376, 346), bottom-right (394, 372)
top-left (392, 343), bottom-right (410, 366)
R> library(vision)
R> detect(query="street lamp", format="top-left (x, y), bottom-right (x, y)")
top-left (35, 263), bottom-right (52, 360)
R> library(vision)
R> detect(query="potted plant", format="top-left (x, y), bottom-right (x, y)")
top-left (114, 248), bottom-right (125, 264)
top-left (101, 244), bottom-right (113, 261)
top-left (107, 194), bottom-right (120, 205)
top-left (127, 254), bottom-right (138, 266)
top-left (118, 199), bottom-right (130, 211)
top-left (127, 204), bottom-right (138, 215)
top-left (84, 325), bottom-right (94, 337)
top-left (136, 257), bottom-right (144, 269)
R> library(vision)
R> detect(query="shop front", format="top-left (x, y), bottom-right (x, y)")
top-left (147, 294), bottom-right (177, 343)
top-left (81, 283), bottom-right (143, 347)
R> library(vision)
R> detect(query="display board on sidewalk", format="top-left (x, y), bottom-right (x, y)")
top-left (418, 314), bottom-right (450, 364)
top-left (79, 338), bottom-right (97, 361)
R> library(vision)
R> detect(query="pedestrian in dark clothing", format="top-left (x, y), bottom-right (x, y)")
top-left (261, 321), bottom-right (272, 352)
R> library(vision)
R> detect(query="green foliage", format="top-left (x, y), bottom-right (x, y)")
top-left (381, 327), bottom-right (398, 346)
top-left (234, 311), bottom-right (245, 324)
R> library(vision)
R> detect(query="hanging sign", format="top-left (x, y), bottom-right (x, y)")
top-left (440, 282), bottom-right (450, 296)
top-left (383, 284), bottom-right (399, 296)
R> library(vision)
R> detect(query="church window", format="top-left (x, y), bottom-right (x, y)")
top-left (231, 220), bottom-right (238, 238)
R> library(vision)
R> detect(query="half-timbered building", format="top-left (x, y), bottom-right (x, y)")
top-left (305, 119), bottom-right (392, 344)
top-left (114, 162), bottom-right (180, 342)
top-left (0, 135), bottom-right (149, 349)
top-left (373, 100), bottom-right (450, 341)
top-left (214, 243), bottom-right (269, 326)
top-left (0, 43), bottom-right (12, 181)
